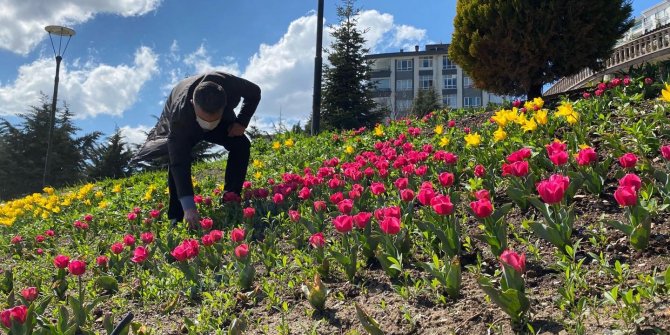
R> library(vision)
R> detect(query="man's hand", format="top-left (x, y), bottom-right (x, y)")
top-left (227, 122), bottom-right (246, 137)
top-left (184, 208), bottom-right (200, 230)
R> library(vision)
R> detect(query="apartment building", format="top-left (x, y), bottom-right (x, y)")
top-left (366, 43), bottom-right (503, 117)
top-left (620, 0), bottom-right (670, 45)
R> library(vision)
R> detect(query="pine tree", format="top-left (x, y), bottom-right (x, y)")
top-left (87, 128), bottom-right (135, 180)
top-left (321, 0), bottom-right (384, 130)
top-left (0, 96), bottom-right (100, 200)
top-left (449, 0), bottom-right (633, 98)
top-left (412, 88), bottom-right (441, 118)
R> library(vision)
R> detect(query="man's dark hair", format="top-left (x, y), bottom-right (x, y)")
top-left (194, 81), bottom-right (227, 114)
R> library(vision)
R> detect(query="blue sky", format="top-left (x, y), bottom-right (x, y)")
top-left (0, 0), bottom-right (659, 147)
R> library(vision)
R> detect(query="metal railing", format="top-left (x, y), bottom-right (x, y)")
top-left (545, 24), bottom-right (670, 95)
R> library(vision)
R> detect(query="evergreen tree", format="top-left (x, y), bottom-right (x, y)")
top-left (87, 128), bottom-right (135, 180)
top-left (321, 0), bottom-right (384, 130)
top-left (412, 88), bottom-right (441, 118)
top-left (449, 0), bottom-right (634, 98)
top-left (0, 96), bottom-right (100, 200)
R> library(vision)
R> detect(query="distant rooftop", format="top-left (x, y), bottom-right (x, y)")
top-left (366, 43), bottom-right (450, 59)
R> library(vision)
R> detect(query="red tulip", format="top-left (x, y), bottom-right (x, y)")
top-left (234, 244), bottom-right (249, 259)
top-left (438, 172), bottom-right (455, 187)
top-left (150, 209), bottom-right (160, 218)
top-left (379, 216), bottom-right (401, 235)
top-left (506, 148), bottom-right (532, 163)
top-left (298, 187), bottom-right (311, 200)
top-left (83, 214), bottom-right (93, 222)
top-left (127, 212), bottom-right (137, 221)
top-left (470, 198), bottom-right (493, 218)
top-left (131, 246), bottom-right (149, 263)
top-left (474, 189), bottom-right (490, 200)
top-left (1, 305), bottom-right (28, 328)
top-left (200, 217), bottom-right (214, 230)
top-left (417, 187), bottom-right (436, 206)
top-left (536, 174), bottom-right (569, 204)
top-left (272, 193), bottom-right (284, 204)
top-left (209, 230), bottom-right (223, 242)
top-left (393, 177), bottom-right (409, 190)
top-left (353, 212), bottom-right (372, 229)
top-left (140, 232), bottom-right (154, 244)
top-left (430, 194), bottom-right (454, 216)
top-left (68, 260), bottom-right (86, 276)
top-left (123, 234), bottom-right (136, 247)
top-left (111, 242), bottom-right (124, 254)
top-left (549, 151), bottom-right (569, 166)
top-left (21, 287), bottom-right (38, 302)
top-left (309, 232), bottom-right (326, 248)
top-left (333, 215), bottom-right (353, 233)
top-left (576, 147), bottom-right (597, 166)
top-left (545, 141), bottom-right (567, 156)
top-left (474, 164), bottom-right (486, 177)
top-left (231, 228), bottom-right (246, 243)
top-left (10, 235), bottom-right (21, 244)
top-left (614, 185), bottom-right (637, 207)
top-left (618, 153), bottom-right (638, 168)
top-left (313, 200), bottom-right (327, 212)
top-left (45, 230), bottom-right (55, 237)
top-left (288, 210), bottom-right (301, 222)
top-left (500, 249), bottom-right (526, 273)
top-left (502, 161), bottom-right (529, 177)
top-left (619, 173), bottom-right (641, 192)
top-left (96, 255), bottom-right (108, 267)
top-left (448, 120), bottom-right (456, 128)
top-left (400, 189), bottom-right (415, 202)
top-left (337, 199), bottom-right (354, 214)
top-left (53, 255), bottom-right (70, 269)
top-left (370, 182), bottom-right (386, 195)
top-left (242, 207), bottom-right (255, 219)
top-left (661, 145), bottom-right (670, 160)
top-left (329, 192), bottom-right (344, 204)
top-left (201, 234), bottom-right (214, 246)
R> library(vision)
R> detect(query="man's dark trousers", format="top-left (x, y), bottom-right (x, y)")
top-left (167, 133), bottom-right (251, 222)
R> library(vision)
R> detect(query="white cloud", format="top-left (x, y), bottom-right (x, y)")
top-left (356, 10), bottom-right (394, 52)
top-left (0, 46), bottom-right (159, 119)
top-left (0, 0), bottom-right (162, 55)
top-left (183, 44), bottom-right (240, 76)
top-left (119, 124), bottom-right (152, 147)
top-left (391, 24), bottom-right (427, 49)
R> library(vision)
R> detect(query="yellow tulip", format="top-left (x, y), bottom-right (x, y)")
top-left (464, 133), bottom-right (482, 147)
top-left (272, 141), bottom-right (281, 150)
top-left (493, 127), bottom-right (507, 142)
top-left (374, 125), bottom-right (384, 136)
top-left (522, 118), bottom-right (537, 132)
top-left (534, 109), bottom-right (548, 125)
top-left (345, 145), bottom-right (355, 154)
top-left (434, 124), bottom-right (444, 135)
top-left (661, 83), bottom-right (670, 102)
top-left (284, 138), bottom-right (295, 147)
top-left (439, 136), bottom-right (450, 147)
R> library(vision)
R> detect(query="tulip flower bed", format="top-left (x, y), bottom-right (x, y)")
top-left (1, 77), bottom-right (670, 334)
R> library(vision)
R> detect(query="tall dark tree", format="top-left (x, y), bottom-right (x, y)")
top-left (412, 88), bottom-right (441, 118)
top-left (0, 96), bottom-right (100, 200)
top-left (449, 0), bottom-right (634, 98)
top-left (87, 128), bottom-right (134, 180)
top-left (321, 0), bottom-right (384, 130)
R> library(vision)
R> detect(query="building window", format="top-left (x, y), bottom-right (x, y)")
top-left (463, 76), bottom-right (473, 88)
top-left (396, 59), bottom-right (413, 71)
top-left (420, 56), bottom-right (433, 68)
top-left (419, 75), bottom-right (433, 90)
top-left (374, 78), bottom-right (390, 91)
top-left (396, 79), bottom-right (412, 91)
top-left (442, 56), bottom-right (456, 69)
top-left (442, 94), bottom-right (457, 108)
top-left (463, 96), bottom-right (481, 107)
top-left (443, 75), bottom-right (457, 89)
top-left (396, 99), bottom-right (413, 111)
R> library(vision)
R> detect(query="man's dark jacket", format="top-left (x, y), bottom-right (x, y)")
top-left (133, 71), bottom-right (261, 199)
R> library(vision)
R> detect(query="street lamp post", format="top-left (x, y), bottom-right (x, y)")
top-left (43, 25), bottom-right (75, 187)
top-left (311, 0), bottom-right (324, 135)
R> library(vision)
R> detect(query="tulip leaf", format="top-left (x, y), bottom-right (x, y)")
top-left (68, 296), bottom-right (86, 327)
top-left (355, 302), bottom-right (384, 335)
top-left (664, 266), bottom-right (670, 288)
top-left (95, 275), bottom-right (119, 294)
top-left (604, 219), bottom-right (633, 236)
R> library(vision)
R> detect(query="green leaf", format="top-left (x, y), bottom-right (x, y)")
top-left (604, 219), bottom-right (633, 236)
top-left (68, 296), bottom-right (86, 327)
top-left (355, 302), bottom-right (384, 335)
top-left (665, 266), bottom-right (670, 288)
top-left (95, 276), bottom-right (119, 294)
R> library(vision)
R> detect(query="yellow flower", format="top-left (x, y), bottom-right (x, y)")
top-left (112, 184), bottom-right (122, 193)
top-left (578, 144), bottom-right (591, 150)
top-left (555, 102), bottom-right (580, 125)
top-left (272, 141), bottom-right (281, 150)
top-left (464, 133), bottom-right (482, 147)
top-left (284, 138), bottom-right (294, 147)
top-left (434, 124), bottom-right (444, 135)
top-left (345, 145), bottom-right (355, 154)
top-left (493, 127), bottom-right (507, 142)
top-left (95, 191), bottom-right (103, 198)
top-left (534, 109), bottom-right (548, 125)
top-left (532, 97), bottom-right (544, 109)
top-left (98, 200), bottom-right (109, 209)
top-left (522, 118), bottom-right (537, 132)
top-left (43, 187), bottom-right (55, 195)
top-left (491, 110), bottom-right (509, 127)
top-left (439, 136), bottom-right (450, 147)
top-left (253, 159), bottom-right (264, 168)
top-left (661, 83), bottom-right (670, 102)
top-left (254, 171), bottom-right (262, 179)
top-left (374, 125), bottom-right (384, 136)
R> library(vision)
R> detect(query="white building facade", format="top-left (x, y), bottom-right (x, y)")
top-left (366, 44), bottom-right (504, 117)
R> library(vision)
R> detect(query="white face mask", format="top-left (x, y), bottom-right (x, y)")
top-left (196, 116), bottom-right (221, 130)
